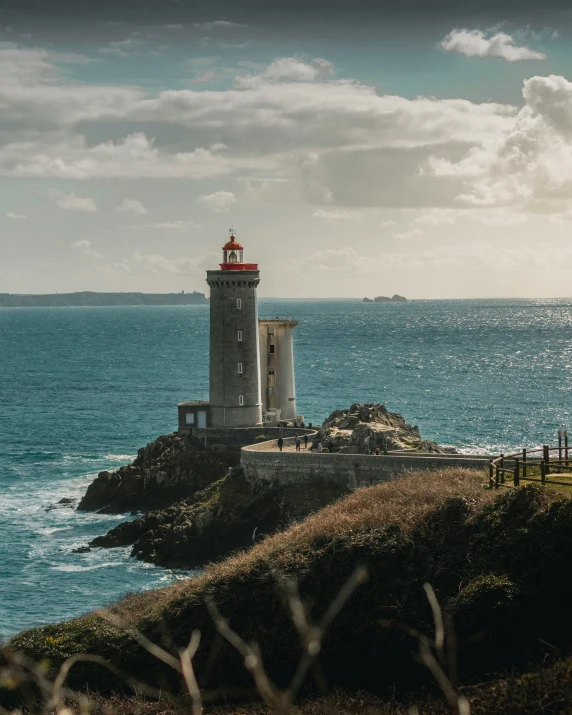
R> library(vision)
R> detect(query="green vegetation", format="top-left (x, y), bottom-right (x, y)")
top-left (5, 470), bottom-right (572, 712)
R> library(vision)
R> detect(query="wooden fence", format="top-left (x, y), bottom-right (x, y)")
top-left (490, 443), bottom-right (572, 488)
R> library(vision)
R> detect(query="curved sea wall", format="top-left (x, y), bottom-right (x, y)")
top-left (241, 439), bottom-right (490, 488)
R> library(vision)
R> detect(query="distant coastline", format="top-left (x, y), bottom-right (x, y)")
top-left (0, 291), bottom-right (208, 308)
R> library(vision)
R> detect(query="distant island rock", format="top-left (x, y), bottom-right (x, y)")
top-left (0, 291), bottom-right (208, 308)
top-left (363, 294), bottom-right (407, 303)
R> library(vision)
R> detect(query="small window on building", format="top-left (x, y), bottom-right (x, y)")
top-left (268, 371), bottom-right (275, 386)
top-left (238, 362), bottom-right (243, 374)
top-left (185, 413), bottom-right (195, 425)
top-left (268, 326), bottom-right (275, 334)
top-left (236, 298), bottom-right (242, 309)
top-left (238, 330), bottom-right (243, 342)
top-left (239, 395), bottom-right (244, 406)
top-left (269, 344), bottom-right (275, 354)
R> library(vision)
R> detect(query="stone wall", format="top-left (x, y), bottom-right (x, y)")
top-left (191, 426), bottom-right (314, 451)
top-left (241, 438), bottom-right (490, 489)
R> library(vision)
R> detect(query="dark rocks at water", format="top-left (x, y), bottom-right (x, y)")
top-left (362, 297), bottom-right (374, 302)
top-left (45, 498), bottom-right (76, 512)
top-left (90, 469), bottom-right (349, 569)
top-left (391, 294), bottom-right (407, 302)
top-left (314, 403), bottom-right (457, 454)
top-left (71, 546), bottom-right (91, 554)
top-left (77, 433), bottom-right (240, 514)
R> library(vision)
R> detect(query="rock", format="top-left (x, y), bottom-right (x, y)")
top-left (363, 297), bottom-right (373, 303)
top-left (77, 433), bottom-right (240, 513)
top-left (90, 472), bottom-right (350, 569)
top-left (72, 546), bottom-right (91, 554)
top-left (391, 294), bottom-right (407, 302)
top-left (313, 403), bottom-right (456, 455)
top-left (45, 498), bottom-right (76, 512)
top-left (374, 296), bottom-right (391, 302)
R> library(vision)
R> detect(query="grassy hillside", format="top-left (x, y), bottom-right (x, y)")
top-left (5, 470), bottom-right (572, 711)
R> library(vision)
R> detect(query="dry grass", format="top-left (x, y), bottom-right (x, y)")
top-left (113, 469), bottom-right (493, 625)
top-left (6, 468), bottom-right (572, 712)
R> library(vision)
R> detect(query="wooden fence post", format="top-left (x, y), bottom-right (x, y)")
top-left (523, 448), bottom-right (527, 480)
top-left (500, 453), bottom-right (505, 484)
top-left (514, 458), bottom-right (520, 487)
top-left (495, 464), bottom-right (500, 488)
top-left (541, 460), bottom-right (546, 485)
top-left (489, 460), bottom-right (494, 488)
top-left (543, 445), bottom-right (550, 475)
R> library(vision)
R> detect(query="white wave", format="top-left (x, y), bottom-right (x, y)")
top-left (36, 527), bottom-right (71, 535)
top-left (103, 454), bottom-right (136, 463)
top-left (52, 562), bottom-right (122, 573)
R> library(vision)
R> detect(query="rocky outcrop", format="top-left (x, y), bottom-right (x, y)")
top-left (90, 469), bottom-right (349, 568)
top-left (78, 434), bottom-right (240, 513)
top-left (363, 295), bottom-right (407, 302)
top-left (313, 403), bottom-right (456, 455)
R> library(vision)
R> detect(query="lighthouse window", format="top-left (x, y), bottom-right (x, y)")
top-left (236, 298), bottom-right (242, 309)
top-left (238, 330), bottom-right (243, 342)
top-left (238, 362), bottom-right (243, 374)
top-left (269, 344), bottom-right (275, 354)
top-left (239, 395), bottom-right (244, 406)
top-left (268, 371), bottom-right (275, 386)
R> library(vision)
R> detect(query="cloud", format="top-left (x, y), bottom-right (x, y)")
top-left (131, 219), bottom-right (201, 229)
top-left (424, 74), bottom-right (572, 209)
top-left (392, 228), bottom-right (424, 240)
top-left (188, 70), bottom-right (215, 85)
top-left (132, 250), bottom-right (208, 274)
top-left (198, 190), bottom-right (236, 213)
top-left (0, 46), bottom-right (537, 215)
top-left (235, 56), bottom-right (334, 88)
top-left (3, 134), bottom-right (231, 180)
top-left (70, 239), bottom-right (102, 259)
top-left (312, 208), bottom-right (363, 220)
top-left (116, 198), bottom-right (147, 215)
top-left (6, 211), bottom-right (27, 219)
top-left (46, 189), bottom-right (98, 212)
top-left (440, 29), bottom-right (546, 62)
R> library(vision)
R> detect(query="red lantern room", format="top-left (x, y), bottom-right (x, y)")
top-left (220, 232), bottom-right (258, 271)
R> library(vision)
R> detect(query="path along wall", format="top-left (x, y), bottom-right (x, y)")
top-left (241, 437), bottom-right (490, 489)
top-left (190, 426), bottom-right (313, 451)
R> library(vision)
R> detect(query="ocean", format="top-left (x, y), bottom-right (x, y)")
top-left (1, 299), bottom-right (571, 638)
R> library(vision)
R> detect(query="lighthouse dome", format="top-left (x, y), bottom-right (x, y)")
top-left (222, 236), bottom-right (243, 250)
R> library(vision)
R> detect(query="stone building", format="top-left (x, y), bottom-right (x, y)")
top-left (178, 234), bottom-right (301, 432)
top-left (259, 319), bottom-right (298, 425)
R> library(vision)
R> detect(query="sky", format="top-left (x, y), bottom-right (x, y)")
top-left (2, 0), bottom-right (572, 298)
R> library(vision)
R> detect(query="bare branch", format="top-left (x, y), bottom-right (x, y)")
top-left (180, 630), bottom-right (203, 715)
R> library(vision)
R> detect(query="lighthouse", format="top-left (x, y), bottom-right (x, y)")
top-left (206, 234), bottom-right (263, 427)
top-left (177, 231), bottom-right (302, 434)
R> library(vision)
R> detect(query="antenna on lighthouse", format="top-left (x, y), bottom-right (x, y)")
top-left (229, 227), bottom-right (236, 237)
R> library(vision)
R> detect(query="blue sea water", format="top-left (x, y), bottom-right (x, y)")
top-left (1, 299), bottom-right (572, 638)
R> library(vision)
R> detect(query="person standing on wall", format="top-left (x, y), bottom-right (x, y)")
top-left (295, 436), bottom-right (301, 452)
top-left (303, 434), bottom-right (309, 449)
top-left (278, 436), bottom-right (284, 452)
